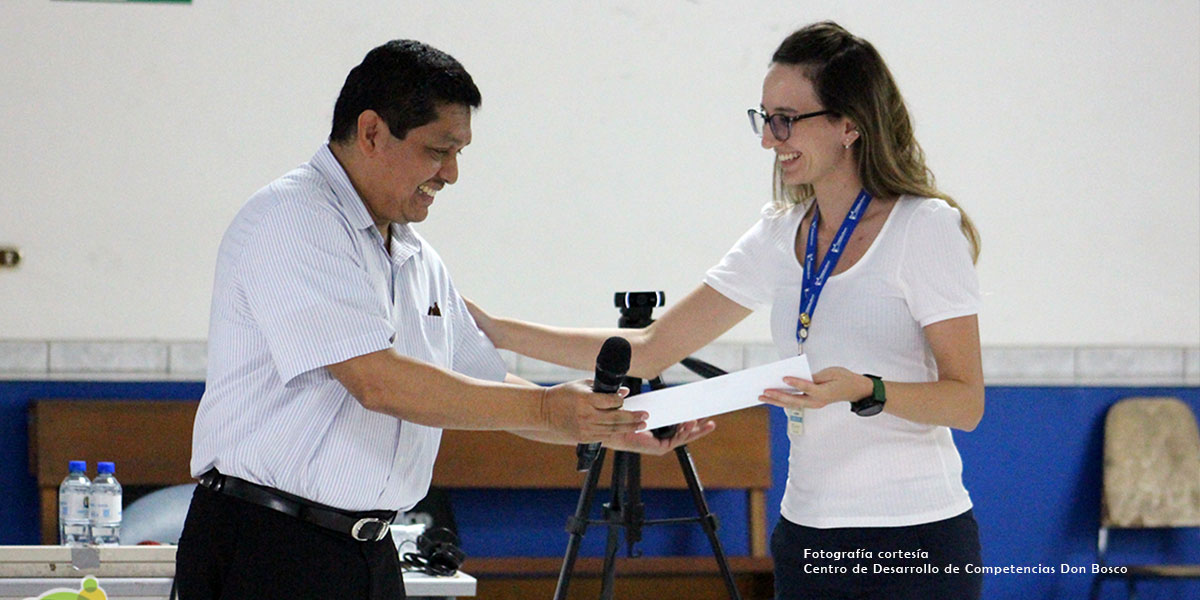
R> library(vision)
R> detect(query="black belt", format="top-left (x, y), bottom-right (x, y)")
top-left (197, 469), bottom-right (396, 542)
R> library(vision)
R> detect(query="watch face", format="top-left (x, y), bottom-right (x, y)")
top-left (852, 399), bottom-right (884, 417)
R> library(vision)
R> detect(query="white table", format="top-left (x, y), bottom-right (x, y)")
top-left (0, 546), bottom-right (475, 599)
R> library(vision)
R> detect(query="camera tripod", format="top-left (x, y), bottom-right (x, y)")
top-left (552, 292), bottom-right (742, 600)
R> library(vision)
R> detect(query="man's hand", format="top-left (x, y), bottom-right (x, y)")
top-left (540, 380), bottom-right (647, 442)
top-left (602, 419), bottom-right (717, 455)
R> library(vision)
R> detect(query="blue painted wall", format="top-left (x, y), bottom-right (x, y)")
top-left (2, 381), bottom-right (1198, 599)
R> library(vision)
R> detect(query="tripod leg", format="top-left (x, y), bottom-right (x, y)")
top-left (599, 452), bottom-right (628, 600)
top-left (554, 448), bottom-right (608, 600)
top-left (625, 453), bottom-right (645, 556)
top-left (676, 445), bottom-right (743, 600)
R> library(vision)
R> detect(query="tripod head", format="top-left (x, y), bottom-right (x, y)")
top-left (613, 290), bottom-right (729, 381)
top-left (614, 291), bottom-right (665, 329)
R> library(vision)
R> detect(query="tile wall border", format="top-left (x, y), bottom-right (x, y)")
top-left (1, 340), bottom-right (1197, 386)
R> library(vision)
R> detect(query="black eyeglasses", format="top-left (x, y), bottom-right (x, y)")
top-left (747, 108), bottom-right (835, 142)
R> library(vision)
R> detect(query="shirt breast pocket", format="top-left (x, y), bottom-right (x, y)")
top-left (420, 313), bottom-right (451, 368)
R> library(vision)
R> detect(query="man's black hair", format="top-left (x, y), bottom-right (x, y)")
top-left (330, 40), bottom-right (481, 143)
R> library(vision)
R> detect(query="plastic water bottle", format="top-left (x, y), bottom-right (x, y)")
top-left (89, 461), bottom-right (122, 546)
top-left (58, 460), bottom-right (91, 546)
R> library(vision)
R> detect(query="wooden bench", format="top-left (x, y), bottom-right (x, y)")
top-left (29, 400), bottom-right (774, 598)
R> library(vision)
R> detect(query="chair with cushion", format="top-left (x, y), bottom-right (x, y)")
top-left (122, 483), bottom-right (198, 545)
top-left (1090, 397), bottom-right (1200, 600)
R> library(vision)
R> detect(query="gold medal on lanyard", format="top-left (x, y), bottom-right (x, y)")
top-left (792, 190), bottom-right (874, 435)
top-left (798, 190), bottom-right (872, 353)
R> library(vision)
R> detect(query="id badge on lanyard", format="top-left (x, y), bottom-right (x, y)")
top-left (788, 190), bottom-right (872, 436)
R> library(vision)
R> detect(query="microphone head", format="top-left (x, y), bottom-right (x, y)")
top-left (593, 336), bottom-right (631, 393)
top-left (597, 336), bottom-right (632, 374)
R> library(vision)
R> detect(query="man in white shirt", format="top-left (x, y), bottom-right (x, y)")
top-left (175, 39), bottom-right (703, 600)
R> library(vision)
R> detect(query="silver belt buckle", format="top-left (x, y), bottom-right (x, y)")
top-left (350, 517), bottom-right (390, 542)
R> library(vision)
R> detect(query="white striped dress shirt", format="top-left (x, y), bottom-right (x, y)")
top-left (191, 144), bottom-right (507, 512)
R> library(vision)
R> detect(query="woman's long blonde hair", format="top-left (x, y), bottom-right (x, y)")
top-left (771, 22), bottom-right (980, 262)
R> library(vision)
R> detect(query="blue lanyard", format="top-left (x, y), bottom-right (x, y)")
top-left (797, 189), bottom-right (873, 346)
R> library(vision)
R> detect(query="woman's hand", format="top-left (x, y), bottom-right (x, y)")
top-left (758, 367), bottom-right (873, 411)
top-left (463, 297), bottom-right (502, 345)
top-left (603, 419), bottom-right (717, 455)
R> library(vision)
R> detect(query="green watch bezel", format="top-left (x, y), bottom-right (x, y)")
top-left (851, 374), bottom-right (886, 416)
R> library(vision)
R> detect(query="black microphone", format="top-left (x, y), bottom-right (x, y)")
top-left (575, 336), bottom-right (631, 471)
top-left (592, 337), bottom-right (631, 394)
top-left (680, 356), bottom-right (728, 379)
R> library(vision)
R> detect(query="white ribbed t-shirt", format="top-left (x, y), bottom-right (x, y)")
top-left (705, 196), bottom-right (980, 528)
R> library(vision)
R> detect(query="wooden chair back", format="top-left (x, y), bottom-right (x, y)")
top-left (28, 400), bottom-right (199, 544)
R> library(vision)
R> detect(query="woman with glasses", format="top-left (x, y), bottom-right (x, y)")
top-left (468, 21), bottom-right (983, 600)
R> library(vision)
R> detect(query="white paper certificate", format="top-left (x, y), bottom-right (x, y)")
top-left (623, 354), bottom-right (812, 429)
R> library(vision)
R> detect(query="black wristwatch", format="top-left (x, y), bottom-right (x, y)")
top-left (850, 374), bottom-right (886, 416)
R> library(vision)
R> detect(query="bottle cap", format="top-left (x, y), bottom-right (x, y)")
top-left (69, 460), bottom-right (87, 472)
top-left (97, 461), bottom-right (115, 474)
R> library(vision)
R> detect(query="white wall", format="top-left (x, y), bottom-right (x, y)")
top-left (1, 0), bottom-right (1197, 346)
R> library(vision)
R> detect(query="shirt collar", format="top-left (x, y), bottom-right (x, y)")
top-left (310, 143), bottom-right (423, 264)
top-left (388, 223), bottom-right (422, 265)
top-left (310, 143), bottom-right (376, 232)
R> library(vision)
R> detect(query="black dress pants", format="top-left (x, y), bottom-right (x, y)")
top-left (175, 484), bottom-right (405, 600)
top-left (771, 509), bottom-right (983, 600)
